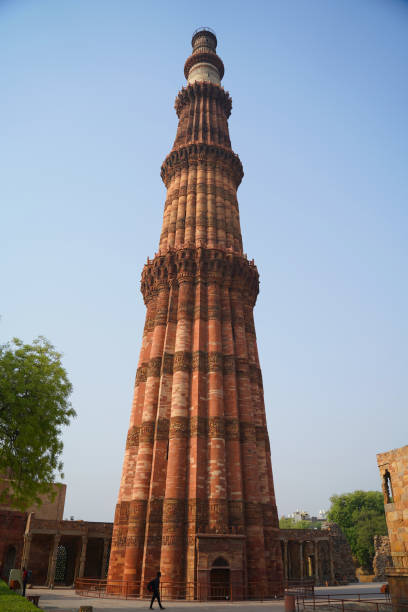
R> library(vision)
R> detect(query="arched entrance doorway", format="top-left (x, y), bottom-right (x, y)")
top-left (210, 557), bottom-right (230, 600)
top-left (304, 541), bottom-right (315, 578)
top-left (3, 546), bottom-right (17, 582)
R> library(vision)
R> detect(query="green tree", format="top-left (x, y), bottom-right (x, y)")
top-left (0, 337), bottom-right (75, 510)
top-left (279, 516), bottom-right (297, 529)
top-left (327, 491), bottom-right (387, 569)
top-left (279, 517), bottom-right (322, 530)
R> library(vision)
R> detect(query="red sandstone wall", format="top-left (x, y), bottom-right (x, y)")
top-left (0, 510), bottom-right (26, 580)
top-left (0, 481), bottom-right (66, 521)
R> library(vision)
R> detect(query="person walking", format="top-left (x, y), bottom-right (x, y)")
top-left (148, 571), bottom-right (165, 609)
top-left (22, 567), bottom-right (28, 597)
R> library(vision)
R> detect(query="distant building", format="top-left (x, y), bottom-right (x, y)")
top-left (284, 509), bottom-right (328, 524)
top-left (290, 510), bottom-right (311, 523)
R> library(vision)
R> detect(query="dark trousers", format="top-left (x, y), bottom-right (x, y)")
top-left (150, 590), bottom-right (163, 609)
top-left (22, 582), bottom-right (27, 597)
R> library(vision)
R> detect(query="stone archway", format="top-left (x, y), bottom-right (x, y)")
top-left (210, 557), bottom-right (230, 600)
top-left (304, 541), bottom-right (315, 578)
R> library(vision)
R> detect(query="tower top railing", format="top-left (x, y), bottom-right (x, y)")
top-left (191, 27), bottom-right (217, 49)
top-left (192, 27), bottom-right (216, 37)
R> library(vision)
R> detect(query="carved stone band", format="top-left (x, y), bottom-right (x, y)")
top-left (163, 498), bottom-right (186, 522)
top-left (161, 143), bottom-right (243, 188)
top-left (141, 247), bottom-right (259, 306)
top-left (175, 82), bottom-right (231, 118)
top-left (169, 416), bottom-right (189, 438)
top-left (135, 352), bottom-right (262, 386)
top-left (126, 426), bottom-right (140, 449)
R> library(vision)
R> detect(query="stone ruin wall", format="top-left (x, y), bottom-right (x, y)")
top-left (377, 444), bottom-right (408, 609)
top-left (324, 523), bottom-right (357, 583)
top-left (373, 535), bottom-right (392, 582)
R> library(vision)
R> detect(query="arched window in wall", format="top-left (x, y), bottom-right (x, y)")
top-left (383, 470), bottom-right (394, 503)
top-left (212, 557), bottom-right (229, 567)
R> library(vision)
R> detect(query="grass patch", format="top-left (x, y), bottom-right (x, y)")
top-left (0, 580), bottom-right (43, 611)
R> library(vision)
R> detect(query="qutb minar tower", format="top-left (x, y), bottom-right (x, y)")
top-left (108, 29), bottom-right (283, 599)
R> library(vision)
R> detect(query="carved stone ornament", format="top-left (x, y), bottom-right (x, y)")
top-left (135, 364), bottom-right (147, 386)
top-left (163, 498), bottom-right (186, 522)
top-left (112, 530), bottom-right (127, 548)
top-left (126, 426), bottom-right (140, 449)
top-left (228, 500), bottom-right (244, 523)
top-left (139, 421), bottom-right (155, 444)
top-left (161, 534), bottom-right (183, 547)
top-left (209, 500), bottom-right (228, 521)
top-left (189, 416), bottom-right (207, 438)
top-left (161, 144), bottom-right (243, 189)
top-left (192, 351), bottom-right (207, 372)
top-left (148, 498), bottom-right (164, 521)
top-left (155, 306), bottom-right (168, 326)
top-left (129, 499), bottom-right (148, 521)
top-left (169, 416), bottom-right (189, 438)
top-left (162, 352), bottom-right (174, 375)
top-left (175, 82), bottom-right (231, 118)
top-left (208, 352), bottom-right (223, 372)
top-left (119, 501), bottom-right (130, 524)
top-left (144, 317), bottom-right (156, 333)
top-left (208, 416), bottom-right (225, 438)
top-left (126, 534), bottom-right (145, 547)
top-left (173, 351), bottom-right (192, 372)
top-left (141, 247), bottom-right (259, 307)
top-left (155, 418), bottom-right (170, 440)
top-left (188, 498), bottom-right (208, 522)
top-left (148, 356), bottom-right (162, 378)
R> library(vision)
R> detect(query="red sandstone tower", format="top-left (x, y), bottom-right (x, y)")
top-left (108, 29), bottom-right (283, 599)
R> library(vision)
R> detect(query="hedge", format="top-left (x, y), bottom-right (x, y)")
top-left (0, 580), bottom-right (42, 611)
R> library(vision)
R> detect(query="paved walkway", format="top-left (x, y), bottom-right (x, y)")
top-left (315, 583), bottom-right (382, 597)
top-left (28, 583), bottom-right (383, 612)
top-left (27, 589), bottom-right (285, 612)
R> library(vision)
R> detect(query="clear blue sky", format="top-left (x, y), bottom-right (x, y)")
top-left (1, 0), bottom-right (407, 521)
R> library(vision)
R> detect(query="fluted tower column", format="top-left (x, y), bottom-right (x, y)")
top-left (108, 28), bottom-right (283, 599)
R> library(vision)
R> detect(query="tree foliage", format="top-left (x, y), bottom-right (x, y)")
top-left (279, 517), bottom-right (322, 530)
top-left (0, 337), bottom-right (75, 510)
top-left (327, 490), bottom-right (387, 569)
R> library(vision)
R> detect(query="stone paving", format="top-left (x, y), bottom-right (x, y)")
top-left (27, 588), bottom-right (285, 612)
top-left (27, 583), bottom-right (383, 612)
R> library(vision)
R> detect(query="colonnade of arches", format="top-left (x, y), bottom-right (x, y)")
top-left (280, 538), bottom-right (334, 585)
top-left (20, 532), bottom-right (111, 587)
